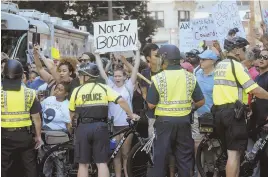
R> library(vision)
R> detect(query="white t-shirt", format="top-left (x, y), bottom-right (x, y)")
top-left (108, 79), bottom-right (134, 126)
top-left (38, 83), bottom-right (48, 91)
top-left (41, 96), bottom-right (71, 130)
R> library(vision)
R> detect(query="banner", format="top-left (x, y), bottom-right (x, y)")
top-left (191, 17), bottom-right (218, 42)
top-left (179, 22), bottom-right (199, 53)
top-left (94, 20), bottom-right (138, 53)
top-left (212, 1), bottom-right (245, 48)
top-left (262, 9), bottom-right (268, 31)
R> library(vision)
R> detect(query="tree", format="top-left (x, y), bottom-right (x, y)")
top-left (16, 1), bottom-right (157, 47)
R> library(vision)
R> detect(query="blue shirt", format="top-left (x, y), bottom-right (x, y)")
top-left (195, 69), bottom-right (214, 116)
top-left (28, 77), bottom-right (45, 90)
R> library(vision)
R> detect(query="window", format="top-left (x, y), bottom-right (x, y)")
top-left (178, 10), bottom-right (190, 25)
top-left (150, 11), bottom-right (164, 28)
top-left (236, 1), bottom-right (249, 6)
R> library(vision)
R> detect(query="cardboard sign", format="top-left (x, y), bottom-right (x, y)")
top-left (94, 20), bottom-right (138, 53)
top-left (179, 22), bottom-right (200, 52)
top-left (191, 17), bottom-right (218, 42)
top-left (212, 1), bottom-right (245, 48)
top-left (262, 9), bottom-right (268, 31)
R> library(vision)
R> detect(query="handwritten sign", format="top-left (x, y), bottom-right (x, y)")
top-left (191, 17), bottom-right (217, 42)
top-left (212, 1), bottom-right (245, 48)
top-left (262, 9), bottom-right (268, 31)
top-left (94, 20), bottom-right (138, 53)
top-left (179, 22), bottom-right (200, 52)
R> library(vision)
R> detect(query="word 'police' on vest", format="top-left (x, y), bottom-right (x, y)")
top-left (82, 93), bottom-right (103, 102)
top-left (94, 20), bottom-right (138, 53)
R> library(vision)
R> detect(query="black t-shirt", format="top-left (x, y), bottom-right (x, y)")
top-left (254, 71), bottom-right (268, 125)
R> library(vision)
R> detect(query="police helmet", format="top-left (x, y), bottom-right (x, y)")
top-left (186, 49), bottom-right (200, 58)
top-left (3, 59), bottom-right (23, 79)
top-left (157, 44), bottom-right (181, 60)
top-left (78, 63), bottom-right (99, 78)
top-left (224, 36), bottom-right (249, 52)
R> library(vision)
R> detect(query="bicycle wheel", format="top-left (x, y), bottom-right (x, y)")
top-left (196, 138), bottom-right (225, 177)
top-left (127, 141), bottom-right (154, 177)
top-left (39, 143), bottom-right (77, 177)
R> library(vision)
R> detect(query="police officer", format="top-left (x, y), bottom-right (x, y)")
top-left (213, 36), bottom-right (268, 177)
top-left (146, 45), bottom-right (205, 177)
top-left (69, 63), bottom-right (139, 177)
top-left (1, 59), bottom-right (42, 177)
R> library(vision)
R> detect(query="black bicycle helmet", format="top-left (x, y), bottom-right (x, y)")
top-left (3, 59), bottom-right (23, 79)
top-left (224, 36), bottom-right (249, 52)
top-left (78, 63), bottom-right (99, 78)
top-left (186, 49), bottom-right (200, 58)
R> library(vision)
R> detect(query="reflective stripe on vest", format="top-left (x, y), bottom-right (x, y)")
top-left (1, 87), bottom-right (35, 128)
top-left (152, 70), bottom-right (196, 117)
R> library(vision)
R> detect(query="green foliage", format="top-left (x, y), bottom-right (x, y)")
top-left (16, 1), bottom-right (157, 47)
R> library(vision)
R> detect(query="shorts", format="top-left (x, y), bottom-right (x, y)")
top-left (75, 122), bottom-right (109, 164)
top-left (214, 108), bottom-right (248, 151)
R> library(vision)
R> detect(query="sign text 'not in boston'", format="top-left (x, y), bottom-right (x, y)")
top-left (94, 20), bottom-right (138, 53)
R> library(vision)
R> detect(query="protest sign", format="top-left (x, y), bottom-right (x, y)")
top-left (262, 9), bottom-right (268, 31)
top-left (212, 1), bottom-right (245, 48)
top-left (191, 17), bottom-right (217, 42)
top-left (94, 20), bottom-right (138, 53)
top-left (179, 22), bottom-right (199, 52)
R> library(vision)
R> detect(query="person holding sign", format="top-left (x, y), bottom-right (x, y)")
top-left (96, 47), bottom-right (140, 177)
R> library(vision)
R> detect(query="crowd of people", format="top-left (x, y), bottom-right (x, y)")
top-left (1, 25), bottom-right (268, 177)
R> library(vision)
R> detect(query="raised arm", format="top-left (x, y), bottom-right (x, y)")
top-left (33, 46), bottom-right (53, 83)
top-left (130, 51), bottom-right (140, 84)
top-left (41, 57), bottom-right (60, 83)
top-left (95, 53), bottom-right (108, 83)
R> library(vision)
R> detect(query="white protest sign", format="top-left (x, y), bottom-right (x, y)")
top-left (179, 22), bottom-right (200, 53)
top-left (262, 9), bottom-right (268, 31)
top-left (94, 20), bottom-right (138, 53)
top-left (212, 1), bottom-right (245, 48)
top-left (191, 17), bottom-right (218, 42)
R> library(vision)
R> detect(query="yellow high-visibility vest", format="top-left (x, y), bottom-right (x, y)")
top-left (151, 70), bottom-right (196, 117)
top-left (1, 86), bottom-right (36, 128)
top-left (213, 59), bottom-right (258, 105)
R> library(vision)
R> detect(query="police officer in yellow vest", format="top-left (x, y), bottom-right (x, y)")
top-left (146, 45), bottom-right (205, 177)
top-left (213, 37), bottom-right (268, 177)
top-left (1, 59), bottom-right (42, 177)
top-left (69, 63), bottom-right (139, 177)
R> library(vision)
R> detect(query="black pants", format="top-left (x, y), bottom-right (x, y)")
top-left (1, 130), bottom-right (37, 177)
top-left (147, 116), bottom-right (194, 177)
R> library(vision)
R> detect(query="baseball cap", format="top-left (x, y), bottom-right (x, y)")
top-left (198, 50), bottom-right (218, 61)
top-left (157, 45), bottom-right (181, 60)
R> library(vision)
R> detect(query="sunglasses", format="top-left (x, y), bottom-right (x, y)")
top-left (260, 55), bottom-right (268, 60)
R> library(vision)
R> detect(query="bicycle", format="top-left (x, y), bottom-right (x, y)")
top-left (39, 119), bottom-right (148, 177)
top-left (196, 116), bottom-right (268, 177)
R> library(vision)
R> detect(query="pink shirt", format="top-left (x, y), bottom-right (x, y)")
top-left (248, 67), bottom-right (259, 80)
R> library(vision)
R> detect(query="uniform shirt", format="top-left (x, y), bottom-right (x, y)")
top-left (213, 59), bottom-right (258, 105)
top-left (254, 71), bottom-right (268, 125)
top-left (147, 66), bottom-right (204, 117)
top-left (108, 79), bottom-right (134, 126)
top-left (41, 96), bottom-right (70, 130)
top-left (69, 82), bottom-right (121, 119)
top-left (140, 67), bottom-right (162, 118)
top-left (195, 69), bottom-right (214, 116)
